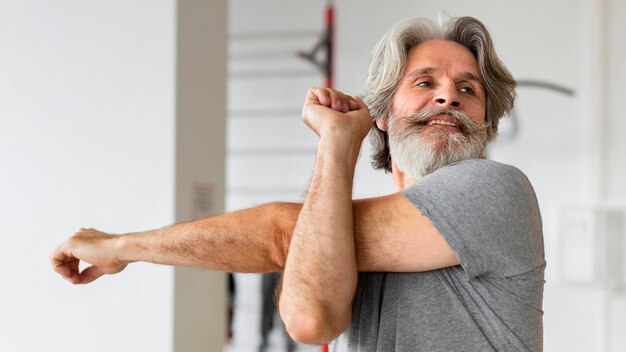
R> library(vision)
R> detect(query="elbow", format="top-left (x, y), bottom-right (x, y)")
top-left (280, 305), bottom-right (350, 345)
top-left (284, 311), bottom-right (327, 345)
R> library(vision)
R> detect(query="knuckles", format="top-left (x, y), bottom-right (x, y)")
top-left (301, 87), bottom-right (372, 137)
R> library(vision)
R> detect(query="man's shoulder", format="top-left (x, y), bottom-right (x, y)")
top-left (417, 158), bottom-right (531, 190)
top-left (441, 158), bottom-right (524, 176)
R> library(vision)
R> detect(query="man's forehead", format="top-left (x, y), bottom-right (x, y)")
top-left (404, 66), bottom-right (483, 84)
top-left (404, 41), bottom-right (482, 80)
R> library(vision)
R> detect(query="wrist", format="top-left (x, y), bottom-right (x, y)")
top-left (115, 233), bottom-right (139, 265)
top-left (317, 133), bottom-right (363, 168)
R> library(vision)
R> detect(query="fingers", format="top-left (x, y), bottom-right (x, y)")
top-left (50, 249), bottom-right (107, 285)
top-left (50, 246), bottom-right (75, 278)
top-left (352, 95), bottom-right (368, 110)
top-left (50, 246), bottom-right (82, 284)
top-left (307, 87), bottom-right (359, 113)
top-left (79, 266), bottom-right (106, 285)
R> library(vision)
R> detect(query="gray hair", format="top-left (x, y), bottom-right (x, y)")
top-left (364, 16), bottom-right (517, 172)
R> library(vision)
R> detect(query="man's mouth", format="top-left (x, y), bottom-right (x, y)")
top-left (421, 113), bottom-right (464, 131)
top-left (425, 119), bottom-right (461, 129)
top-left (402, 107), bottom-right (481, 134)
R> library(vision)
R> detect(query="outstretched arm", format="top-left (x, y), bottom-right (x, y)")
top-left (51, 194), bottom-right (455, 286)
top-left (50, 202), bottom-right (301, 284)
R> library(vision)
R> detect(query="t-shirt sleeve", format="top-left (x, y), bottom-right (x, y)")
top-left (401, 159), bottom-right (545, 279)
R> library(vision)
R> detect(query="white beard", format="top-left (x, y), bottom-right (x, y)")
top-left (388, 108), bottom-right (488, 179)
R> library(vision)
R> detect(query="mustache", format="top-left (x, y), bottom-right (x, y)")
top-left (401, 106), bottom-right (488, 134)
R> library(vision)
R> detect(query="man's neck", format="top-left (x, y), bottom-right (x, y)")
top-left (391, 161), bottom-right (417, 192)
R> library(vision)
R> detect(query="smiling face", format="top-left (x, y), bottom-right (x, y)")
top-left (380, 40), bottom-right (489, 179)
top-left (388, 40), bottom-right (486, 128)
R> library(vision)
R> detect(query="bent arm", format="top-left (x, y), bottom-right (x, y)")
top-left (278, 90), bottom-right (371, 344)
top-left (276, 190), bottom-right (459, 344)
top-left (279, 136), bottom-right (361, 344)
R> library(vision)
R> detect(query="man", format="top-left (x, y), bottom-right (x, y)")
top-left (51, 15), bottom-right (545, 351)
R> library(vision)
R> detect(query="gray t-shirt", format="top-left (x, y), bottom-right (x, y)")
top-left (331, 159), bottom-right (546, 352)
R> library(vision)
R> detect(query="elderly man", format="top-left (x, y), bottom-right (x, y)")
top-left (51, 15), bottom-right (545, 351)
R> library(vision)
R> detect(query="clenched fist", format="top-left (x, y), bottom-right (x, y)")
top-left (50, 228), bottom-right (129, 285)
top-left (301, 87), bottom-right (373, 144)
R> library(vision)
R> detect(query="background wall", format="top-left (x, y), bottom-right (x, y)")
top-left (0, 1), bottom-right (176, 351)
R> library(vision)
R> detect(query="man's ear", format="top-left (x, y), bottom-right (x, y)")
top-left (375, 115), bottom-right (389, 132)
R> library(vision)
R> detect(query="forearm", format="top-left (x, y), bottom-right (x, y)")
top-left (117, 202), bottom-right (300, 272)
top-left (280, 136), bottom-right (360, 343)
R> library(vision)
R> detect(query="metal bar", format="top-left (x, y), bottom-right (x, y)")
top-left (230, 30), bottom-right (318, 41)
top-left (227, 148), bottom-right (316, 156)
top-left (325, 0), bottom-right (334, 89)
top-left (229, 51), bottom-right (300, 60)
top-left (227, 187), bottom-right (305, 195)
top-left (229, 70), bottom-right (318, 79)
top-left (228, 108), bottom-right (301, 118)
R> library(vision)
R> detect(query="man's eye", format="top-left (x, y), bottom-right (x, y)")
top-left (459, 86), bottom-right (474, 94)
top-left (417, 81), bottom-right (431, 87)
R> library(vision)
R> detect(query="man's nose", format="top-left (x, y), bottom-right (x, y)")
top-left (433, 84), bottom-right (460, 108)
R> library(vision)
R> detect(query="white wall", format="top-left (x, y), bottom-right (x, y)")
top-left (604, 0), bottom-right (626, 350)
top-left (606, 0), bottom-right (626, 199)
top-left (0, 1), bottom-right (176, 351)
